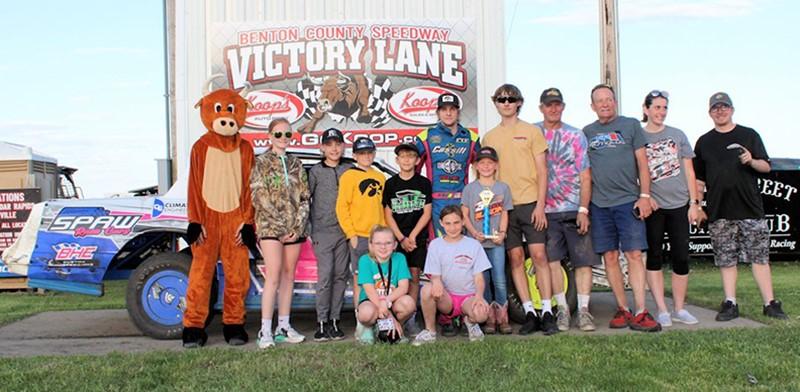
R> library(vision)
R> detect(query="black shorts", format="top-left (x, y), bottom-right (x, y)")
top-left (259, 236), bottom-right (307, 246)
top-left (506, 202), bottom-right (546, 249)
top-left (397, 241), bottom-right (427, 270)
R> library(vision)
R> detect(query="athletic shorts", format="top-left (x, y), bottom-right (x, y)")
top-left (437, 292), bottom-right (473, 325)
top-left (397, 242), bottom-right (427, 270)
top-left (546, 211), bottom-right (600, 268)
top-left (506, 202), bottom-right (546, 249)
top-left (589, 201), bottom-right (647, 253)
top-left (259, 236), bottom-right (307, 245)
top-left (708, 219), bottom-right (770, 267)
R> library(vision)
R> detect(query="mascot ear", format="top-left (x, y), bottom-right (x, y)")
top-left (194, 98), bottom-right (204, 109)
top-left (246, 100), bottom-right (254, 109)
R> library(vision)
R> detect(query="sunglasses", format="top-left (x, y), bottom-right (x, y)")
top-left (648, 90), bottom-right (669, 99)
top-left (495, 96), bottom-right (520, 104)
top-left (710, 104), bottom-right (731, 113)
top-left (272, 131), bottom-right (294, 139)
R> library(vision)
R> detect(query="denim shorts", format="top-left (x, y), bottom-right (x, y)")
top-left (589, 201), bottom-right (648, 253)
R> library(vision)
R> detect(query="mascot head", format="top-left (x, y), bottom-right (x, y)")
top-left (194, 74), bottom-right (252, 136)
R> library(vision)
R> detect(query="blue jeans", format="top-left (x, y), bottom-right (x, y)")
top-left (482, 246), bottom-right (507, 305)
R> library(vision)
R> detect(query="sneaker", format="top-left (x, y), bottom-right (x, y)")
top-left (358, 325), bottom-right (374, 345)
top-left (555, 309), bottom-right (570, 332)
top-left (577, 308), bottom-right (596, 332)
top-left (314, 321), bottom-right (331, 342)
top-left (763, 300), bottom-right (789, 320)
top-left (609, 307), bottom-right (633, 329)
top-left (715, 300), bottom-right (739, 322)
top-left (328, 319), bottom-right (346, 340)
top-left (404, 316), bottom-right (422, 337)
top-left (257, 329), bottom-right (275, 349)
top-left (441, 321), bottom-right (457, 337)
top-left (656, 312), bottom-right (672, 327)
top-left (464, 320), bottom-right (484, 342)
top-left (412, 329), bottom-right (437, 346)
top-left (519, 311), bottom-right (541, 335)
top-left (671, 309), bottom-right (699, 325)
top-left (274, 326), bottom-right (305, 344)
top-left (456, 316), bottom-right (469, 337)
top-left (629, 310), bottom-right (662, 332)
top-left (541, 311), bottom-right (559, 335)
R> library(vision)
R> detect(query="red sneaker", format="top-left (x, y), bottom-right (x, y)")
top-left (609, 307), bottom-right (632, 328)
top-left (629, 310), bottom-right (662, 332)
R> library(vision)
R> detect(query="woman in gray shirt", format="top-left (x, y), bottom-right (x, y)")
top-left (641, 90), bottom-right (702, 327)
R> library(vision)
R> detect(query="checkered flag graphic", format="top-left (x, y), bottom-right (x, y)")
top-left (367, 75), bottom-right (393, 128)
top-left (296, 79), bottom-right (321, 119)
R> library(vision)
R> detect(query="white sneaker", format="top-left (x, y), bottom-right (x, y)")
top-left (358, 325), bottom-right (375, 345)
top-left (656, 312), bottom-right (672, 327)
top-left (465, 320), bottom-right (484, 342)
top-left (274, 326), bottom-right (305, 344)
top-left (672, 309), bottom-right (699, 325)
top-left (412, 329), bottom-right (437, 346)
top-left (257, 329), bottom-right (275, 349)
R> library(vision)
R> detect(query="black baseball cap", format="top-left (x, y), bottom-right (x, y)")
top-left (321, 128), bottom-right (344, 143)
top-left (473, 146), bottom-right (499, 162)
top-left (394, 142), bottom-right (418, 155)
top-left (353, 137), bottom-right (376, 152)
top-left (540, 87), bottom-right (564, 104)
top-left (437, 93), bottom-right (460, 110)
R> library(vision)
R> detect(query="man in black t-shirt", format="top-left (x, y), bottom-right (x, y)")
top-left (693, 92), bottom-right (788, 321)
top-left (383, 143), bottom-right (433, 335)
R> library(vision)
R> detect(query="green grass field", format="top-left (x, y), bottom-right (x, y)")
top-left (1, 262), bottom-right (798, 391)
top-left (0, 280), bottom-right (127, 326)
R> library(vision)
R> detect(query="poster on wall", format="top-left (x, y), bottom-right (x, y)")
top-left (210, 19), bottom-right (477, 148)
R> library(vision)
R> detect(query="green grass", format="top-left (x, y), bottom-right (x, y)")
top-left (1, 263), bottom-right (798, 391)
top-left (0, 280), bottom-right (126, 326)
top-left (666, 261), bottom-right (799, 325)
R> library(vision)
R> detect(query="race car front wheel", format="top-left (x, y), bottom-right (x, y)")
top-left (126, 251), bottom-right (215, 339)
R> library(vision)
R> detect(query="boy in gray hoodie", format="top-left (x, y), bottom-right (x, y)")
top-left (310, 128), bottom-right (353, 341)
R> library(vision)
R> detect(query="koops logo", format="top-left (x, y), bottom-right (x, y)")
top-left (389, 86), bottom-right (459, 126)
top-left (245, 89), bottom-right (306, 128)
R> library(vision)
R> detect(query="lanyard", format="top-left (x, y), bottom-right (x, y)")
top-left (279, 155), bottom-right (289, 187)
top-left (375, 256), bottom-right (393, 296)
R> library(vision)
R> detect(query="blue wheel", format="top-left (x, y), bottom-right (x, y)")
top-left (140, 269), bottom-right (187, 326)
top-left (126, 252), bottom-right (216, 339)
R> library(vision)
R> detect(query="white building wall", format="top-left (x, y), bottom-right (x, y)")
top-left (174, 0), bottom-right (505, 177)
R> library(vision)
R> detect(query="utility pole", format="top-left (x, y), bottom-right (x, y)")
top-left (599, 0), bottom-right (620, 109)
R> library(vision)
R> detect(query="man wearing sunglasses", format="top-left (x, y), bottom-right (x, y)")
top-left (582, 84), bottom-right (660, 332)
top-left (693, 92), bottom-right (788, 321)
top-left (535, 88), bottom-right (601, 332)
top-left (414, 93), bottom-right (481, 238)
top-left (482, 84), bottom-right (557, 335)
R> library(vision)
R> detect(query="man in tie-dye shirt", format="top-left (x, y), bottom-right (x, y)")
top-left (535, 87), bottom-right (601, 332)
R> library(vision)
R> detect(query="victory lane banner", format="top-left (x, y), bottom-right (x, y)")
top-left (209, 20), bottom-right (478, 148)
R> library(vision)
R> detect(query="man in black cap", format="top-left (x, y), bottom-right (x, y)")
top-left (535, 88), bottom-right (601, 332)
top-left (414, 93), bottom-right (481, 237)
top-left (309, 128), bottom-right (353, 341)
top-left (382, 142), bottom-right (433, 335)
top-left (693, 92), bottom-right (788, 321)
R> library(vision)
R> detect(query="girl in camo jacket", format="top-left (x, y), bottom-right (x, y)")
top-left (250, 117), bottom-right (310, 348)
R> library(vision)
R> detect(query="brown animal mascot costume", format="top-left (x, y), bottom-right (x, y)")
top-left (182, 75), bottom-right (257, 348)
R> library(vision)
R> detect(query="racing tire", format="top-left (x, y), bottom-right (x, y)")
top-left (126, 252), bottom-right (216, 339)
top-left (506, 261), bottom-right (578, 325)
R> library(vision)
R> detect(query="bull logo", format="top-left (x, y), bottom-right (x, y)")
top-left (358, 179), bottom-right (383, 198)
top-left (296, 72), bottom-right (393, 134)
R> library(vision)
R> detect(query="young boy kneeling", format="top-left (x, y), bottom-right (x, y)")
top-left (414, 205), bottom-right (491, 345)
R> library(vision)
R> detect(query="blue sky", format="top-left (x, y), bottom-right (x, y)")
top-left (1, 0), bottom-right (797, 197)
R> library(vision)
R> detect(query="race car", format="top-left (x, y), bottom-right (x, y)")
top-left (1, 150), bottom-right (397, 339)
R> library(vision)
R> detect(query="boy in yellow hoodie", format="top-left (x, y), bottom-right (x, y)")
top-left (336, 137), bottom-right (386, 343)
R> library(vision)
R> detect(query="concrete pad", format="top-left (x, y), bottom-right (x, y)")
top-left (0, 292), bottom-right (763, 358)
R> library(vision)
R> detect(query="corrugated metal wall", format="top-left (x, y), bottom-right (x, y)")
top-left (174, 0), bottom-right (505, 177)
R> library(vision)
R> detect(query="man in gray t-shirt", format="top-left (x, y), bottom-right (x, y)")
top-left (642, 125), bottom-right (694, 209)
top-left (580, 84), bottom-right (660, 332)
